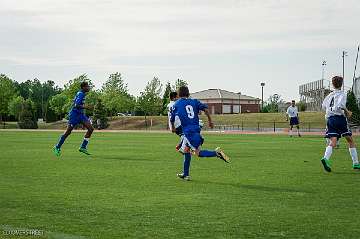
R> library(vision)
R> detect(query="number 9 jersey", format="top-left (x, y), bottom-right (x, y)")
top-left (170, 98), bottom-right (208, 134)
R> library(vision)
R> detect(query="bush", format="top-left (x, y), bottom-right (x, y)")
top-left (18, 99), bottom-right (38, 129)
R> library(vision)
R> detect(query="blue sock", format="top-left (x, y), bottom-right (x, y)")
top-left (56, 135), bottom-right (66, 149)
top-left (80, 138), bottom-right (89, 149)
top-left (199, 150), bottom-right (217, 157)
top-left (183, 153), bottom-right (191, 176)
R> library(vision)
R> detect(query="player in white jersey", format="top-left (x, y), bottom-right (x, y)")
top-left (167, 92), bottom-right (182, 134)
top-left (321, 76), bottom-right (360, 172)
top-left (286, 100), bottom-right (301, 137)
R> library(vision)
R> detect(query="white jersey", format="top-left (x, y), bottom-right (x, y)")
top-left (167, 101), bottom-right (181, 130)
top-left (322, 89), bottom-right (346, 119)
top-left (286, 106), bottom-right (298, 118)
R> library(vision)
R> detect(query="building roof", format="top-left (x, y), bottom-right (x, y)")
top-left (190, 89), bottom-right (260, 101)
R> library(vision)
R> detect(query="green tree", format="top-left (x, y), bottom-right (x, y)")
top-left (138, 77), bottom-right (163, 116)
top-left (262, 94), bottom-right (284, 113)
top-left (347, 90), bottom-right (360, 124)
top-left (63, 74), bottom-right (94, 100)
top-left (8, 96), bottom-right (25, 120)
top-left (172, 78), bottom-right (188, 91)
top-left (296, 101), bottom-right (307, 112)
top-left (162, 82), bottom-right (172, 115)
top-left (93, 99), bottom-right (108, 129)
top-left (0, 74), bottom-right (19, 121)
top-left (18, 99), bottom-right (38, 129)
top-left (49, 93), bottom-right (69, 118)
top-left (101, 72), bottom-right (135, 116)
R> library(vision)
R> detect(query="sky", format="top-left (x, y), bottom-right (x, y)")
top-left (0, 0), bottom-right (359, 101)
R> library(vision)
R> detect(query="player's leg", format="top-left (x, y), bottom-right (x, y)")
top-left (344, 136), bottom-right (360, 169)
top-left (53, 125), bottom-right (74, 156)
top-left (177, 143), bottom-right (191, 180)
top-left (289, 124), bottom-right (293, 137)
top-left (296, 125), bottom-right (301, 137)
top-left (79, 120), bottom-right (94, 155)
top-left (321, 137), bottom-right (337, 172)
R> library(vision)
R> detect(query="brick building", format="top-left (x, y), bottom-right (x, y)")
top-left (190, 89), bottom-right (260, 114)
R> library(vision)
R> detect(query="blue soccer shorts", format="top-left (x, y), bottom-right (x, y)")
top-left (325, 115), bottom-right (352, 138)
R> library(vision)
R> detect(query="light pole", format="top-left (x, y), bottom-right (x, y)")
top-left (342, 51), bottom-right (348, 91)
top-left (261, 82), bottom-right (265, 111)
top-left (322, 60), bottom-right (327, 80)
top-left (237, 92), bottom-right (241, 114)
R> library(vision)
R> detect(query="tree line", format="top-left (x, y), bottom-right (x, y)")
top-left (0, 73), bottom-right (188, 128)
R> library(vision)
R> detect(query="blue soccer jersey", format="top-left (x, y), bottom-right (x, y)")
top-left (68, 90), bottom-right (89, 127)
top-left (170, 98), bottom-right (208, 134)
top-left (70, 90), bottom-right (86, 114)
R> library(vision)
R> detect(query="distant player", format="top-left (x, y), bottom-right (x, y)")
top-left (53, 82), bottom-right (94, 156)
top-left (286, 100), bottom-right (301, 137)
top-left (170, 86), bottom-right (230, 181)
top-left (167, 92), bottom-right (182, 136)
top-left (321, 76), bottom-right (360, 172)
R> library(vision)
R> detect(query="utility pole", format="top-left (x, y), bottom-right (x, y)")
top-left (343, 51), bottom-right (348, 91)
top-left (322, 60), bottom-right (327, 80)
top-left (261, 82), bottom-right (265, 111)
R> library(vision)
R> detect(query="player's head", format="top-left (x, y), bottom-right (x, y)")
top-left (332, 76), bottom-right (343, 90)
top-left (178, 86), bottom-right (190, 98)
top-left (170, 92), bottom-right (178, 101)
top-left (291, 100), bottom-right (295, 106)
top-left (80, 81), bottom-right (90, 92)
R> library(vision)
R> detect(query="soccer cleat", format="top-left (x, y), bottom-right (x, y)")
top-left (53, 146), bottom-right (61, 157)
top-left (177, 173), bottom-right (191, 181)
top-left (321, 158), bottom-right (331, 172)
top-left (79, 147), bottom-right (91, 155)
top-left (215, 147), bottom-right (230, 163)
top-left (353, 164), bottom-right (360, 170)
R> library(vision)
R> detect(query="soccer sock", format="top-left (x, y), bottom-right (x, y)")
top-left (324, 146), bottom-right (333, 160)
top-left (183, 153), bottom-right (191, 176)
top-left (289, 129), bottom-right (292, 136)
top-left (349, 148), bottom-right (359, 165)
top-left (198, 150), bottom-right (217, 158)
top-left (56, 135), bottom-right (66, 149)
top-left (80, 138), bottom-right (90, 149)
top-left (325, 138), bottom-right (330, 145)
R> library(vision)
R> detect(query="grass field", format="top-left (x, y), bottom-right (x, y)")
top-left (1, 131), bottom-right (360, 239)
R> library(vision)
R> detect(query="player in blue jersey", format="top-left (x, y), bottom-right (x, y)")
top-left (170, 86), bottom-right (230, 180)
top-left (53, 82), bottom-right (94, 156)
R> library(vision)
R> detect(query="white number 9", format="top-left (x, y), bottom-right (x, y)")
top-left (186, 105), bottom-right (195, 119)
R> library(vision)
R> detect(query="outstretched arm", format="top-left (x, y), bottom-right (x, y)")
top-left (203, 108), bottom-right (214, 128)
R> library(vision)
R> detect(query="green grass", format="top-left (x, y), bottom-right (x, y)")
top-left (0, 131), bottom-right (359, 238)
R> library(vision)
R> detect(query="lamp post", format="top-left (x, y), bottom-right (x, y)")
top-left (237, 92), bottom-right (241, 114)
top-left (322, 60), bottom-right (327, 80)
top-left (342, 51), bottom-right (348, 91)
top-left (261, 82), bottom-right (265, 111)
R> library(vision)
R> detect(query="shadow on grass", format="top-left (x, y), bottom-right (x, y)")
top-left (196, 180), bottom-right (313, 194)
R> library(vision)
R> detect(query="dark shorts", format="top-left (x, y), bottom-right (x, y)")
top-left (175, 126), bottom-right (184, 136)
top-left (290, 117), bottom-right (299, 126)
top-left (325, 115), bottom-right (352, 138)
top-left (68, 112), bottom-right (89, 128)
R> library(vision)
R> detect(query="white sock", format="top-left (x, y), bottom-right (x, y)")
top-left (289, 129), bottom-right (292, 136)
top-left (349, 148), bottom-right (359, 165)
top-left (325, 138), bottom-right (330, 145)
top-left (324, 146), bottom-right (333, 160)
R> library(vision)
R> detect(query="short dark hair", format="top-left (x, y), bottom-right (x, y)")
top-left (178, 86), bottom-right (190, 98)
top-left (169, 92), bottom-right (177, 101)
top-left (332, 76), bottom-right (343, 89)
top-left (80, 81), bottom-right (89, 89)
top-left (292, 100), bottom-right (295, 103)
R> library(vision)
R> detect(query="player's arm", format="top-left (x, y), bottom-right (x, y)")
top-left (169, 107), bottom-right (177, 133)
top-left (197, 100), bottom-right (214, 128)
top-left (202, 108), bottom-right (213, 128)
top-left (337, 94), bottom-right (352, 118)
